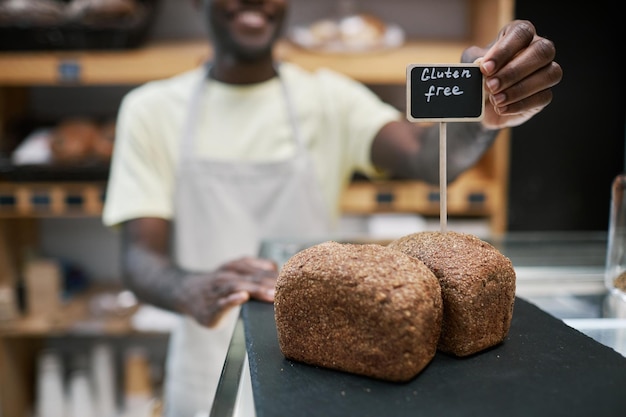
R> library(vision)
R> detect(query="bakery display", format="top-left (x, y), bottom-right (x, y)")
top-left (289, 13), bottom-right (405, 53)
top-left (388, 231), bottom-right (516, 357)
top-left (274, 241), bottom-right (443, 382)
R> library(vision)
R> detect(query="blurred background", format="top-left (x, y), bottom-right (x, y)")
top-left (3, 0), bottom-right (623, 284)
top-left (0, 0), bottom-right (624, 416)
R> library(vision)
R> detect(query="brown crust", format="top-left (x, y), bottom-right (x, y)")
top-left (388, 231), bottom-right (516, 357)
top-left (274, 241), bottom-right (443, 382)
top-left (51, 118), bottom-right (101, 164)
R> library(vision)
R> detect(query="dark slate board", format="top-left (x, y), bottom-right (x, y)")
top-left (242, 297), bottom-right (626, 417)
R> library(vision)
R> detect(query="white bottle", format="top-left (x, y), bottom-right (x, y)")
top-left (67, 357), bottom-right (97, 417)
top-left (91, 342), bottom-right (118, 417)
top-left (35, 350), bottom-right (65, 417)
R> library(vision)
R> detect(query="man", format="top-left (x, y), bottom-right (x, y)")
top-left (103, 0), bottom-right (562, 415)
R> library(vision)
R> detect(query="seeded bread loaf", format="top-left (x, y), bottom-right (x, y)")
top-left (388, 231), bottom-right (516, 357)
top-left (274, 241), bottom-right (443, 382)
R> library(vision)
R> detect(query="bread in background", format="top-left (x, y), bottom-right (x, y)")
top-left (50, 117), bottom-right (115, 165)
top-left (0, 0), bottom-right (66, 25)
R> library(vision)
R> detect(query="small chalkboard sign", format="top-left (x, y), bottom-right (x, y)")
top-left (406, 64), bottom-right (485, 122)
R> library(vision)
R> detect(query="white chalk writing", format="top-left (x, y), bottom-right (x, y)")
top-left (421, 67), bottom-right (472, 103)
top-left (420, 67), bottom-right (472, 81)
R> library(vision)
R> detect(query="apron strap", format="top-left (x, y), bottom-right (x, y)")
top-left (275, 62), bottom-right (306, 153)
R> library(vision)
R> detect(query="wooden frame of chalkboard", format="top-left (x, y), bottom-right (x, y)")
top-left (406, 64), bottom-right (485, 123)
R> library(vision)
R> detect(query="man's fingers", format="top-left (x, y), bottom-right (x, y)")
top-left (233, 280), bottom-right (276, 302)
top-left (202, 291), bottom-right (250, 327)
top-left (250, 286), bottom-right (276, 302)
top-left (462, 45), bottom-right (488, 64)
top-left (222, 257), bottom-right (278, 274)
top-left (221, 291), bottom-right (250, 307)
top-left (481, 20), bottom-right (537, 75)
top-left (486, 38), bottom-right (558, 95)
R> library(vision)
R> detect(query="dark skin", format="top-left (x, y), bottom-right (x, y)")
top-left (121, 0), bottom-right (562, 327)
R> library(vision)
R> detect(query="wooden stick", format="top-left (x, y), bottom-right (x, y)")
top-left (439, 122), bottom-right (447, 233)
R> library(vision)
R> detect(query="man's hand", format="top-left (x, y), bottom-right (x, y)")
top-left (177, 257), bottom-right (278, 328)
top-left (462, 20), bottom-right (563, 129)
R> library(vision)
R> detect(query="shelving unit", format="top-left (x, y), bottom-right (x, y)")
top-left (0, 39), bottom-right (468, 86)
top-left (0, 1), bottom-right (515, 415)
top-left (0, 38), bottom-right (510, 225)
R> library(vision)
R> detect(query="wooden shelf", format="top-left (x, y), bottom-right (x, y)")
top-left (0, 287), bottom-right (162, 337)
top-left (341, 170), bottom-right (498, 217)
top-left (0, 166), bottom-right (507, 233)
top-left (0, 169), bottom-right (496, 218)
top-left (277, 40), bottom-right (468, 85)
top-left (0, 40), bottom-right (211, 86)
top-left (0, 39), bottom-right (467, 86)
top-left (0, 182), bottom-right (106, 218)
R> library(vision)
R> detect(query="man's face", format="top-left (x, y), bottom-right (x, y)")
top-left (203, 0), bottom-right (289, 61)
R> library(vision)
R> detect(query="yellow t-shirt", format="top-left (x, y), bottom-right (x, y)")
top-left (102, 62), bottom-right (400, 227)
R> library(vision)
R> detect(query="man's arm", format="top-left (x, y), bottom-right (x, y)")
top-left (370, 120), bottom-right (498, 184)
top-left (121, 217), bottom-right (277, 327)
top-left (371, 20), bottom-right (562, 183)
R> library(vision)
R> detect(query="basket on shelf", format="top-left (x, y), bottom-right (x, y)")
top-left (0, 0), bottom-right (160, 51)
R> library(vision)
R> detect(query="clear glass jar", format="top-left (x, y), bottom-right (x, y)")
top-left (605, 173), bottom-right (626, 298)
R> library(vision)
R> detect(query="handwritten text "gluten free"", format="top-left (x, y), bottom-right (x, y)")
top-left (421, 67), bottom-right (473, 103)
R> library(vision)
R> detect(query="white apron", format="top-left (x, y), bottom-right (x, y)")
top-left (164, 64), bottom-right (333, 417)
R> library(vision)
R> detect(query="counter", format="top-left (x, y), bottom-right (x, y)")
top-left (211, 232), bottom-right (626, 417)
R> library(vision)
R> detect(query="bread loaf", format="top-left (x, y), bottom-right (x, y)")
top-left (388, 231), bottom-right (516, 357)
top-left (339, 14), bottom-right (386, 48)
top-left (303, 13), bottom-right (387, 50)
top-left (50, 118), bottom-right (115, 164)
top-left (50, 118), bottom-right (101, 165)
top-left (65, 0), bottom-right (139, 25)
top-left (0, 0), bottom-right (65, 25)
top-left (274, 241), bottom-right (443, 382)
